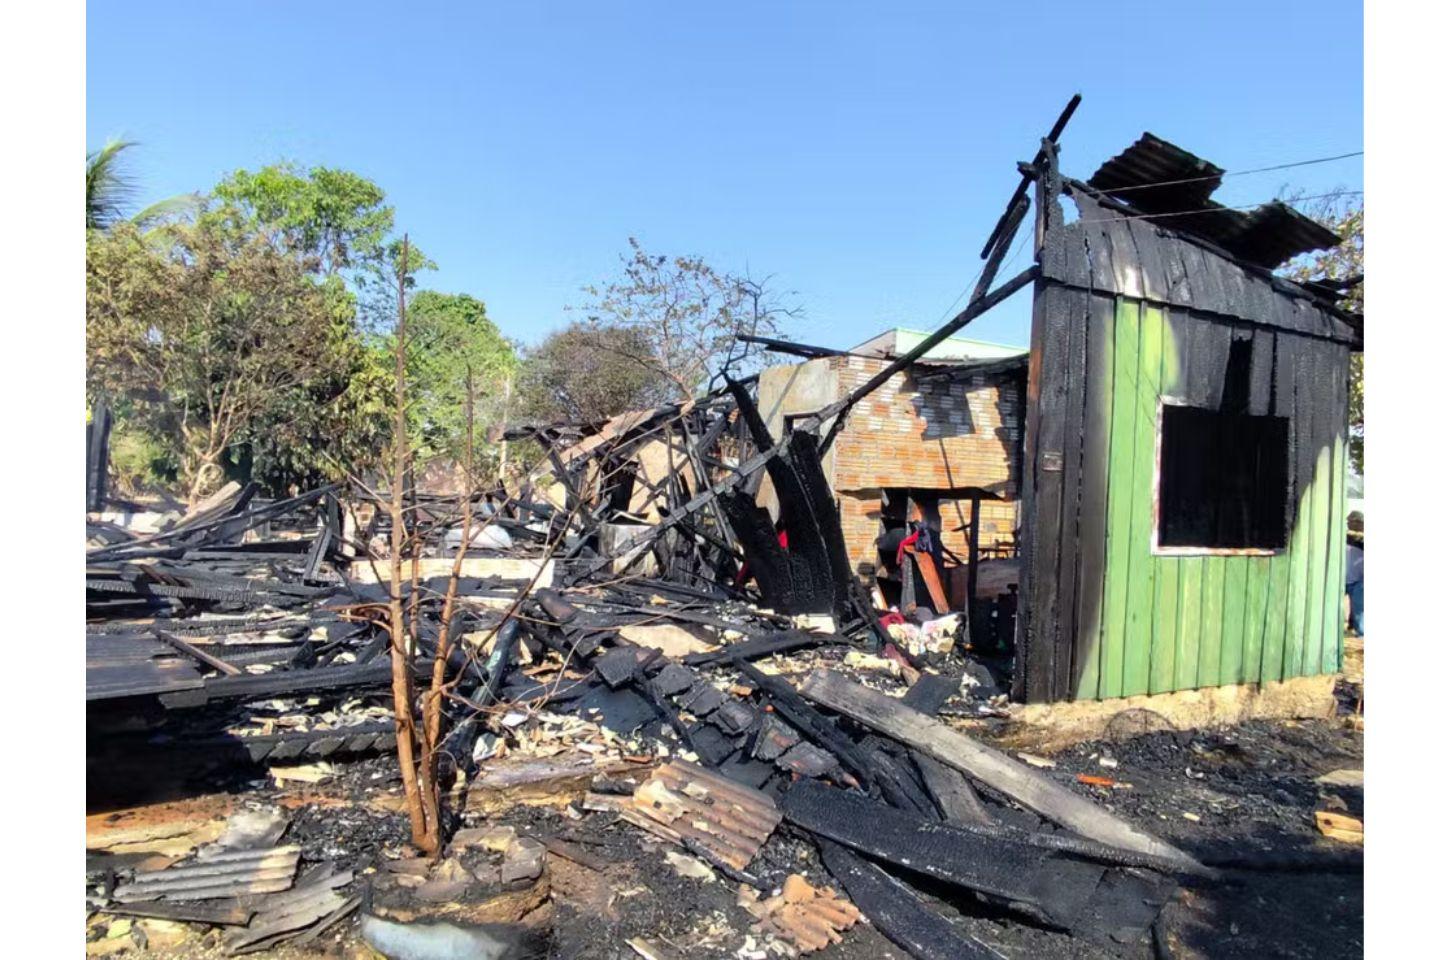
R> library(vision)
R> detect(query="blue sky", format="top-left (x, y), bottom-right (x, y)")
top-left (87, 1), bottom-right (1363, 351)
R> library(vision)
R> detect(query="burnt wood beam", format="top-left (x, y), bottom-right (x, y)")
top-left (798, 668), bottom-right (1209, 874)
top-left (979, 92), bottom-right (1082, 259)
top-left (816, 256), bottom-right (1035, 456)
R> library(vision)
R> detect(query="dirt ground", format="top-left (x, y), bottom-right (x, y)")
top-left (88, 710), bottom-right (1363, 960)
top-left (88, 631), bottom-right (1366, 960)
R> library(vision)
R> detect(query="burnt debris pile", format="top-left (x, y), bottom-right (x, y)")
top-left (86, 373), bottom-right (1205, 959)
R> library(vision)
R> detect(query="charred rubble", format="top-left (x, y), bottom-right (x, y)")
top-left (85, 374), bottom-right (1202, 959)
top-left (85, 97), bottom-right (1361, 959)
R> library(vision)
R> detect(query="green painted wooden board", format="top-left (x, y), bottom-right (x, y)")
top-left (1098, 298), bottom-right (1141, 699)
top-left (1198, 557), bottom-right (1225, 687)
top-left (1282, 334), bottom-right (1315, 680)
top-left (1322, 434), bottom-right (1347, 674)
top-left (1262, 553), bottom-right (1291, 683)
top-left (1262, 330), bottom-right (1293, 683)
top-left (1303, 444), bottom-right (1332, 674)
top-left (1284, 467), bottom-right (1314, 679)
top-left (1243, 556), bottom-right (1271, 684)
top-left (1150, 560), bottom-right (1180, 693)
top-left (1175, 558), bottom-right (1203, 690)
top-left (1121, 305), bottom-right (1163, 697)
top-left (1220, 558), bottom-right (1248, 685)
top-left (1147, 311), bottom-right (1183, 696)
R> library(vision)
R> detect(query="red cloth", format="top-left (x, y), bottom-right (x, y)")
top-left (878, 610), bottom-right (907, 629)
top-left (736, 529), bottom-right (792, 586)
top-left (895, 530), bottom-right (921, 567)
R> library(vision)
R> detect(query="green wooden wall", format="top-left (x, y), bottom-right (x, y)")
top-left (1072, 297), bottom-right (1348, 700)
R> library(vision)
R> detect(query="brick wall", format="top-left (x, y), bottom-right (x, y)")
top-left (826, 356), bottom-right (1023, 576)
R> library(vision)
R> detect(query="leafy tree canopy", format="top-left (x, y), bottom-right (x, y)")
top-left (87, 216), bottom-right (364, 500)
top-left (213, 164), bottom-right (393, 275)
top-left (397, 291), bottom-right (519, 465)
top-left (576, 238), bottom-right (799, 401)
top-left (517, 321), bottom-right (675, 424)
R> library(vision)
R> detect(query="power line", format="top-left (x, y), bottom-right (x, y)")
top-left (1078, 190), bottom-right (1364, 225)
top-left (1093, 150), bottom-right (1363, 196)
top-left (923, 150), bottom-right (1362, 328)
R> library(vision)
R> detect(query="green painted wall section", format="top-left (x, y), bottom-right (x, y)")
top-left (1075, 298), bottom-right (1346, 700)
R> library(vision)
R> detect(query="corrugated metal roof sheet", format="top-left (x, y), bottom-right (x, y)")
top-left (1089, 132), bottom-right (1224, 212)
top-left (619, 760), bottom-right (782, 871)
top-left (113, 844), bottom-right (301, 902)
top-left (1087, 133), bottom-right (1341, 269)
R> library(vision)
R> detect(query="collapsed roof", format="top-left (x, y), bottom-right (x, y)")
top-left (1087, 132), bottom-right (1344, 271)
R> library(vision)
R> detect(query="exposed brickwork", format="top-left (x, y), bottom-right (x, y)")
top-left (824, 356), bottom-right (1023, 575)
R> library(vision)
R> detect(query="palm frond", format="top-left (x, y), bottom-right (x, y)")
top-left (132, 192), bottom-right (206, 230)
top-left (86, 138), bottom-right (138, 230)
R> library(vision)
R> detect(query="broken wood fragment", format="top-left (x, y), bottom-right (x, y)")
top-left (783, 779), bottom-right (1109, 929)
top-left (739, 873), bottom-right (861, 953)
top-left (914, 752), bottom-right (994, 826)
top-left (817, 839), bottom-right (1004, 960)
top-left (1314, 810), bottom-right (1364, 845)
top-left (797, 668), bottom-right (1206, 873)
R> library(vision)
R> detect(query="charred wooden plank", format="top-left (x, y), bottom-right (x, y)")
top-left (913, 753), bottom-right (993, 826)
top-left (798, 669), bottom-right (1206, 872)
top-left (817, 840), bottom-right (1004, 960)
top-left (684, 629), bottom-right (831, 668)
top-left (154, 630), bottom-right (242, 676)
top-left (1071, 294), bottom-right (1115, 699)
top-left (784, 779), bottom-right (1106, 929)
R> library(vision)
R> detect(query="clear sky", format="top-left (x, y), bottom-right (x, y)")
top-left (87, 1), bottom-right (1363, 351)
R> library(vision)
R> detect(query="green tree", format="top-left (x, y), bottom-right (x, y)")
top-left (212, 163), bottom-right (433, 327)
top-left (242, 292), bottom-right (395, 493)
top-left (576, 238), bottom-right (799, 401)
top-left (87, 217), bottom-right (355, 502)
top-left (400, 291), bottom-right (518, 465)
top-left (213, 164), bottom-right (394, 276)
top-left (1281, 198), bottom-right (1363, 474)
top-left (517, 321), bottom-right (674, 423)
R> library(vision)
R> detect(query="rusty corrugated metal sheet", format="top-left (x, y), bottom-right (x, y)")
top-left (1087, 133), bottom-right (1341, 269)
top-left (1089, 132), bottom-right (1224, 210)
top-left (621, 760), bottom-right (781, 871)
top-left (113, 845), bottom-right (300, 902)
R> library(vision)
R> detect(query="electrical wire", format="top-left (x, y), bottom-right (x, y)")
top-left (922, 150), bottom-right (1361, 328)
top-left (1078, 189), bottom-right (1364, 225)
top-left (1095, 150), bottom-right (1362, 195)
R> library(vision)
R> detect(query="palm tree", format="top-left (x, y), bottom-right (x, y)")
top-left (87, 139), bottom-right (204, 233)
top-left (87, 138), bottom-right (138, 230)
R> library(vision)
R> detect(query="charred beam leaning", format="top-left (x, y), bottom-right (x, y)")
top-left (798, 668), bottom-right (1208, 874)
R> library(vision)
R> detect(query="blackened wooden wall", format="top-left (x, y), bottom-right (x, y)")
top-left (1014, 191), bottom-right (1357, 703)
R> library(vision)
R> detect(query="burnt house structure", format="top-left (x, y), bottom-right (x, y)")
top-left (754, 335), bottom-right (1026, 604)
top-left (1014, 134), bottom-right (1361, 703)
top-left (491, 108), bottom-right (1360, 710)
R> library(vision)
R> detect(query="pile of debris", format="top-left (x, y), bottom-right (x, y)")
top-left (84, 97), bottom-right (1363, 958)
top-left (84, 357), bottom-right (1204, 959)
top-left (85, 396), bottom-right (1208, 958)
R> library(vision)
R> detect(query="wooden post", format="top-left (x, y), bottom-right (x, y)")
top-left (966, 496), bottom-right (981, 626)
